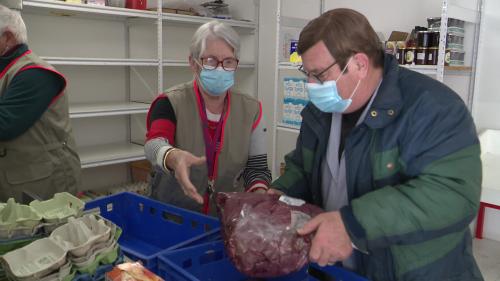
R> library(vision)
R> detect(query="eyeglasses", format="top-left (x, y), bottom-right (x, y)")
top-left (200, 56), bottom-right (239, 71)
top-left (298, 60), bottom-right (337, 84)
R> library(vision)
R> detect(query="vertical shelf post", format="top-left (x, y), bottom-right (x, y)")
top-left (157, 0), bottom-right (163, 94)
top-left (271, 0), bottom-right (282, 177)
top-left (437, 0), bottom-right (449, 82)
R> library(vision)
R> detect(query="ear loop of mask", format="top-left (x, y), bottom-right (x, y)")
top-left (335, 57), bottom-right (354, 83)
top-left (339, 56), bottom-right (362, 100)
top-left (349, 80), bottom-right (362, 100)
top-left (193, 59), bottom-right (204, 81)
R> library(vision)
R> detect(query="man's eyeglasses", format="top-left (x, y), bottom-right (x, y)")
top-left (200, 56), bottom-right (239, 71)
top-left (298, 60), bottom-right (337, 84)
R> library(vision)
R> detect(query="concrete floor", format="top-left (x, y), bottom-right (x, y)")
top-left (474, 238), bottom-right (500, 281)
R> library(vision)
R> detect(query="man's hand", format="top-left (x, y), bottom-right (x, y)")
top-left (298, 211), bottom-right (353, 266)
top-left (165, 149), bottom-right (206, 204)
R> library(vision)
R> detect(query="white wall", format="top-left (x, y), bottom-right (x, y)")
top-left (473, 0), bottom-right (500, 131)
top-left (473, 0), bottom-right (500, 241)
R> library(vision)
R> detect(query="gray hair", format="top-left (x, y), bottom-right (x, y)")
top-left (0, 4), bottom-right (27, 44)
top-left (190, 21), bottom-right (240, 60)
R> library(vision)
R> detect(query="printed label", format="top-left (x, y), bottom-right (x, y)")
top-left (417, 52), bottom-right (425, 60)
top-left (279, 195), bottom-right (305, 206)
top-left (16, 254), bottom-right (57, 276)
top-left (405, 51), bottom-right (414, 62)
top-left (36, 255), bottom-right (56, 266)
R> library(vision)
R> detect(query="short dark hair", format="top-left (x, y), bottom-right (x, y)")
top-left (298, 8), bottom-right (384, 69)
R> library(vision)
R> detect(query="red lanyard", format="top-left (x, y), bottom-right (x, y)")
top-left (193, 80), bottom-right (230, 214)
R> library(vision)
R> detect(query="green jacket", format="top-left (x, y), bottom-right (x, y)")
top-left (272, 55), bottom-right (483, 281)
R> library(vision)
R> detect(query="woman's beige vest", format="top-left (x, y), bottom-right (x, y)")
top-left (151, 81), bottom-right (260, 215)
top-left (0, 50), bottom-right (80, 202)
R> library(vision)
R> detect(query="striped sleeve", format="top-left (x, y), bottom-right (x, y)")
top-left (145, 137), bottom-right (172, 172)
top-left (242, 109), bottom-right (272, 192)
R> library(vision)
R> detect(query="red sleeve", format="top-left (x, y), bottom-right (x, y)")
top-left (146, 95), bottom-right (176, 145)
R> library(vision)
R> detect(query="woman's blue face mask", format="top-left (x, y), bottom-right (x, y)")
top-left (305, 57), bottom-right (361, 113)
top-left (198, 66), bottom-right (235, 96)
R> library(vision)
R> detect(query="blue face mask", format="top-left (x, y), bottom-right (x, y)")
top-left (306, 58), bottom-right (360, 113)
top-left (199, 67), bottom-right (234, 96)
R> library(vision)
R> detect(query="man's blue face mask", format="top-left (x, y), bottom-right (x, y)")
top-left (305, 57), bottom-right (361, 113)
top-left (198, 67), bottom-right (234, 96)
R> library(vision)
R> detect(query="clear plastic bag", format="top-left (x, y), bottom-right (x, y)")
top-left (216, 192), bottom-right (323, 278)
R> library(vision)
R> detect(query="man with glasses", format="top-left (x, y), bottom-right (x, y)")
top-left (145, 21), bottom-right (271, 216)
top-left (269, 8), bottom-right (483, 281)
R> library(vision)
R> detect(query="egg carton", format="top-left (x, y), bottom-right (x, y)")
top-left (50, 215), bottom-right (111, 257)
top-left (0, 232), bottom-right (45, 256)
top-left (33, 259), bottom-right (73, 281)
top-left (30, 193), bottom-right (84, 224)
top-left (0, 193), bottom-right (85, 240)
top-left (69, 219), bottom-right (121, 264)
top-left (73, 248), bottom-right (124, 281)
top-left (0, 199), bottom-right (42, 236)
top-left (73, 241), bottom-right (119, 275)
top-left (1, 237), bottom-right (67, 280)
top-left (0, 214), bottom-right (120, 281)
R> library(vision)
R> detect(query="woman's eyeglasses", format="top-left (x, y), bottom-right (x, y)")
top-left (200, 57), bottom-right (239, 71)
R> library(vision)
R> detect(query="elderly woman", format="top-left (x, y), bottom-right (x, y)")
top-left (0, 4), bottom-right (80, 201)
top-left (145, 21), bottom-right (271, 215)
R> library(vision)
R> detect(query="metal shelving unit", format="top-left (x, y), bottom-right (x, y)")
top-left (23, 0), bottom-right (158, 19)
top-left (41, 57), bottom-right (159, 66)
top-left (278, 62), bottom-right (301, 70)
top-left (69, 102), bottom-right (150, 118)
top-left (162, 12), bottom-right (256, 29)
top-left (269, 0), bottom-right (324, 176)
top-left (78, 142), bottom-right (145, 169)
top-left (21, 0), bottom-right (257, 174)
top-left (277, 123), bottom-right (300, 133)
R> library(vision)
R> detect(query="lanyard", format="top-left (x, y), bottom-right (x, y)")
top-left (193, 80), bottom-right (229, 214)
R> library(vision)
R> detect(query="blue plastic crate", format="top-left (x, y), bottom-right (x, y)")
top-left (157, 241), bottom-right (369, 281)
top-left (84, 192), bottom-right (221, 272)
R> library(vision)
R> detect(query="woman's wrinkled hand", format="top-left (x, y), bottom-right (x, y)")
top-left (166, 149), bottom-right (206, 204)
